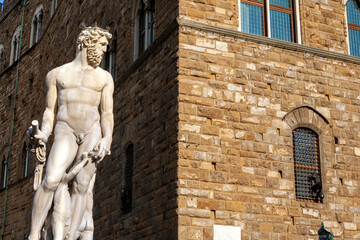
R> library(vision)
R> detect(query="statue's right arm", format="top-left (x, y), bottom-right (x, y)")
top-left (37, 71), bottom-right (57, 143)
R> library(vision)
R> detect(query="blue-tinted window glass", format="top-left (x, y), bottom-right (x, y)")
top-left (270, 0), bottom-right (291, 8)
top-left (241, 3), bottom-right (264, 36)
top-left (347, 0), bottom-right (360, 25)
top-left (270, 10), bottom-right (292, 42)
top-left (349, 29), bottom-right (360, 57)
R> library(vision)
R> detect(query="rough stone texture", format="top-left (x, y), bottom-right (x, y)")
top-left (177, 1), bottom-right (360, 239)
top-left (1, 0), bottom-right (360, 239)
top-left (0, 0), bottom-right (178, 239)
top-left (177, 27), bottom-right (360, 240)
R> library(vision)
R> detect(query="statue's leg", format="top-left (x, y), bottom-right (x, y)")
top-left (79, 174), bottom-right (96, 240)
top-left (80, 231), bottom-right (93, 240)
top-left (29, 125), bottom-right (78, 240)
top-left (67, 125), bottom-right (101, 240)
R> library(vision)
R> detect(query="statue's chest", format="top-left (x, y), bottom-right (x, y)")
top-left (57, 72), bottom-right (103, 91)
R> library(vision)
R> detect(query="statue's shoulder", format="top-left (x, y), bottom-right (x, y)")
top-left (95, 67), bottom-right (113, 85)
top-left (47, 62), bottom-right (73, 77)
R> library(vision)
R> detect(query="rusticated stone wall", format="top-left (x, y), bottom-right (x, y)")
top-left (177, 23), bottom-right (360, 240)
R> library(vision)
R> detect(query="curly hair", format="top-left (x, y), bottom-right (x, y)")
top-left (76, 26), bottom-right (112, 50)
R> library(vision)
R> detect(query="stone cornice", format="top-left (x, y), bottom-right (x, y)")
top-left (178, 18), bottom-right (360, 65)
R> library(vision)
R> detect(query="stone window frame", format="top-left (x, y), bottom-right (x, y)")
top-left (50, 0), bottom-right (58, 16)
top-left (30, 5), bottom-right (44, 48)
top-left (0, 44), bottom-right (3, 73)
top-left (10, 25), bottom-right (21, 65)
top-left (133, 0), bottom-right (156, 61)
top-left (238, 0), bottom-right (302, 43)
top-left (283, 106), bottom-right (331, 203)
top-left (21, 141), bottom-right (32, 178)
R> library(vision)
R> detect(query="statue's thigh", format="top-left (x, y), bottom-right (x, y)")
top-left (46, 131), bottom-right (78, 180)
top-left (73, 130), bottom-right (101, 190)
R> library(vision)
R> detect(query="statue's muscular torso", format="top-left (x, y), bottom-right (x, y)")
top-left (52, 62), bottom-right (109, 133)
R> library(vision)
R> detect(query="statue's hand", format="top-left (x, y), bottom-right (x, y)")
top-left (34, 129), bottom-right (49, 143)
top-left (92, 138), bottom-right (111, 162)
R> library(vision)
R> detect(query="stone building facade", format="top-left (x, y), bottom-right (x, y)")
top-left (0, 0), bottom-right (360, 239)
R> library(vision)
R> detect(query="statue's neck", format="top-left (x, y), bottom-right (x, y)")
top-left (74, 49), bottom-right (92, 69)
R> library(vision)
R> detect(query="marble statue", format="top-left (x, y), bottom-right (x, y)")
top-left (28, 26), bottom-right (114, 240)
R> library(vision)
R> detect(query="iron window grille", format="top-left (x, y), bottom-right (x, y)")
top-left (293, 128), bottom-right (323, 203)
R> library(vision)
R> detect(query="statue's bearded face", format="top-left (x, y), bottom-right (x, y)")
top-left (86, 36), bottom-right (108, 68)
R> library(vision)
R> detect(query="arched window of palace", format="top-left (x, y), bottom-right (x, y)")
top-left (238, 0), bottom-right (301, 42)
top-left (134, 0), bottom-right (156, 60)
top-left (10, 26), bottom-right (21, 65)
top-left (30, 5), bottom-right (44, 47)
top-left (283, 106), bottom-right (329, 203)
top-left (346, 0), bottom-right (360, 57)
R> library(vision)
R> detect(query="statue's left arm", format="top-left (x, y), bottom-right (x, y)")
top-left (94, 72), bottom-right (114, 160)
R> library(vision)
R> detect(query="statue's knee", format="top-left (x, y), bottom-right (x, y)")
top-left (76, 179), bottom-right (90, 194)
top-left (43, 175), bottom-right (61, 191)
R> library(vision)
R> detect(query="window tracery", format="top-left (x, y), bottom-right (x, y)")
top-left (10, 26), bottom-right (21, 65)
top-left (134, 0), bottom-right (156, 60)
top-left (30, 5), bottom-right (44, 47)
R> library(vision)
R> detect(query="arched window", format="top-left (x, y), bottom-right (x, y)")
top-left (51, 0), bottom-right (58, 16)
top-left (134, 0), bottom-right (156, 60)
top-left (0, 44), bottom-right (3, 73)
top-left (10, 26), bottom-right (21, 65)
top-left (284, 106), bottom-right (329, 203)
top-left (1, 156), bottom-right (7, 189)
top-left (30, 5), bottom-right (43, 47)
top-left (121, 143), bottom-right (134, 214)
top-left (293, 128), bottom-right (323, 203)
top-left (238, 0), bottom-right (301, 42)
top-left (101, 32), bottom-right (117, 80)
top-left (22, 142), bottom-right (31, 178)
top-left (346, 0), bottom-right (360, 57)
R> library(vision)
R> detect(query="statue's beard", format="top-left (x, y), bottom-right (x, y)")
top-left (87, 46), bottom-right (103, 68)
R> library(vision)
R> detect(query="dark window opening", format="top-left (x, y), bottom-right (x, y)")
top-left (138, 0), bottom-right (156, 56)
top-left (22, 142), bottom-right (31, 178)
top-left (1, 156), bottom-right (7, 189)
top-left (121, 144), bottom-right (134, 214)
top-left (101, 35), bottom-right (117, 81)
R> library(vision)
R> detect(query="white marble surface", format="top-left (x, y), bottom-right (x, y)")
top-left (213, 225), bottom-right (241, 240)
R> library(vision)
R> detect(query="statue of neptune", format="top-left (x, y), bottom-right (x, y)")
top-left (28, 26), bottom-right (114, 240)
